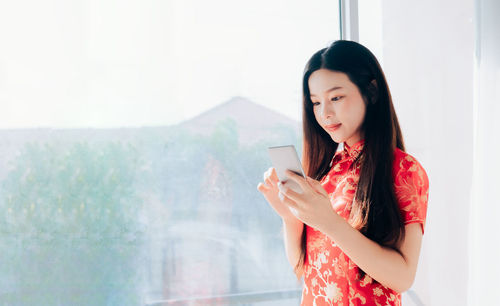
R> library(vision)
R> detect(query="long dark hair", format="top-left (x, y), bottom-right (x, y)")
top-left (295, 40), bottom-right (406, 282)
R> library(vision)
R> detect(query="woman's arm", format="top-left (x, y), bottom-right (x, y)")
top-left (282, 217), bottom-right (305, 275)
top-left (278, 170), bottom-right (425, 292)
top-left (319, 216), bottom-right (423, 293)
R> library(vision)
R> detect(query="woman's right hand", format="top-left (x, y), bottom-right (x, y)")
top-left (257, 167), bottom-right (298, 222)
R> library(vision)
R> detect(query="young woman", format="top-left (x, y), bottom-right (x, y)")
top-left (257, 40), bottom-right (429, 305)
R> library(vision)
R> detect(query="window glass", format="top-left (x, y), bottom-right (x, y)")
top-left (0, 0), bottom-right (340, 304)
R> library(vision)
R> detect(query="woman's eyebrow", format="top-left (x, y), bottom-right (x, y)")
top-left (310, 86), bottom-right (343, 97)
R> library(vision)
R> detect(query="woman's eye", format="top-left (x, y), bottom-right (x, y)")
top-left (312, 97), bottom-right (341, 106)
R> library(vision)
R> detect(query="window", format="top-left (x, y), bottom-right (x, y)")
top-left (0, 1), bottom-right (340, 304)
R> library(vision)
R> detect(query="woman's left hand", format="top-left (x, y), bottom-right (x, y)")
top-left (278, 170), bottom-right (339, 231)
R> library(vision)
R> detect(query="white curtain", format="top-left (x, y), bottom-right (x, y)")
top-left (359, 0), bottom-right (499, 304)
top-left (380, 1), bottom-right (473, 303)
top-left (468, 0), bottom-right (500, 304)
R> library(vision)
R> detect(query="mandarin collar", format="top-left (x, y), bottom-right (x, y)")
top-left (343, 138), bottom-right (365, 160)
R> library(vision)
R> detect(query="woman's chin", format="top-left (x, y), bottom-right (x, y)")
top-left (329, 134), bottom-right (344, 144)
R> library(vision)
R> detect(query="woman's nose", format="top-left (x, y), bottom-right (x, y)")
top-left (320, 102), bottom-right (334, 118)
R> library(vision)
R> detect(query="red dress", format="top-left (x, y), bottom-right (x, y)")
top-left (300, 139), bottom-right (429, 306)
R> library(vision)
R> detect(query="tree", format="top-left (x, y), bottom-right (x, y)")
top-left (0, 141), bottom-right (146, 305)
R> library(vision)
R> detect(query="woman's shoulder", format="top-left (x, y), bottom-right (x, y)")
top-left (392, 147), bottom-right (429, 187)
top-left (393, 147), bottom-right (425, 169)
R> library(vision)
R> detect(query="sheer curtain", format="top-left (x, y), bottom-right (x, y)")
top-left (468, 0), bottom-right (500, 304)
top-left (382, 1), bottom-right (473, 304)
top-left (358, 0), bottom-right (500, 305)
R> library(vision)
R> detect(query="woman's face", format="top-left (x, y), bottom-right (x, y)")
top-left (308, 69), bottom-right (366, 147)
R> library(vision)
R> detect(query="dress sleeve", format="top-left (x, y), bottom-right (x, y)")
top-left (393, 154), bottom-right (430, 235)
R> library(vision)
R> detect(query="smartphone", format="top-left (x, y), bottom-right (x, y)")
top-left (268, 145), bottom-right (306, 194)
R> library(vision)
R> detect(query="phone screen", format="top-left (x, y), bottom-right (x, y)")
top-left (268, 145), bottom-right (305, 193)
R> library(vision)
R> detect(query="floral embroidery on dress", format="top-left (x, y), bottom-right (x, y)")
top-left (392, 154), bottom-right (429, 234)
top-left (300, 139), bottom-right (429, 305)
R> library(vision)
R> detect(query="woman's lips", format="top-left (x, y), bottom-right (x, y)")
top-left (326, 123), bottom-right (341, 131)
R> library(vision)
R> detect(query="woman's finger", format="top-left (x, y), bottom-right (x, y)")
top-left (305, 176), bottom-right (328, 196)
top-left (279, 190), bottom-right (299, 210)
top-left (270, 167), bottom-right (280, 182)
top-left (311, 183), bottom-right (328, 197)
top-left (265, 176), bottom-right (276, 188)
top-left (284, 170), bottom-right (311, 193)
top-left (278, 181), bottom-right (303, 204)
top-left (263, 168), bottom-right (271, 181)
top-left (305, 175), bottom-right (321, 185)
top-left (257, 182), bottom-right (270, 193)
